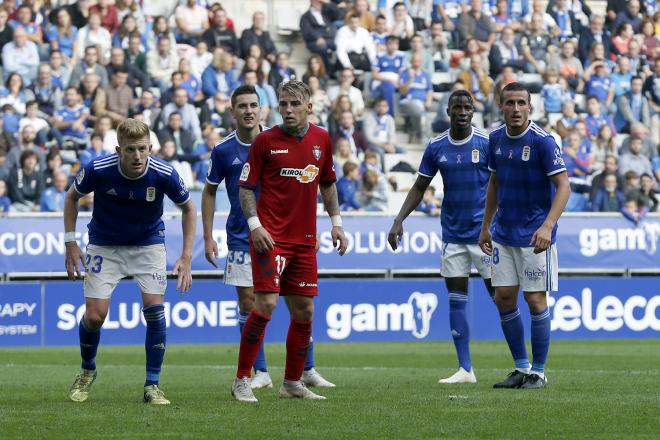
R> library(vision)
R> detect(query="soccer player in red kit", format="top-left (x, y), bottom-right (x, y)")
top-left (232, 80), bottom-right (347, 402)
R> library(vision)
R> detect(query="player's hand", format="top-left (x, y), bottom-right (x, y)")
top-left (251, 227), bottom-right (275, 254)
top-left (531, 224), bottom-right (553, 254)
top-left (388, 220), bottom-right (403, 251)
top-left (479, 228), bottom-right (493, 256)
top-left (331, 226), bottom-right (347, 256)
top-left (173, 255), bottom-right (192, 293)
top-left (65, 242), bottom-right (87, 280)
top-left (204, 237), bottom-right (219, 268)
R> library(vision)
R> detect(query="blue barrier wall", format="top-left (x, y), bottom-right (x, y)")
top-left (1, 278), bottom-right (658, 347)
top-left (1, 215), bottom-right (659, 273)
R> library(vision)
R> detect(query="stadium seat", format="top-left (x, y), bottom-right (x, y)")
top-left (384, 153), bottom-right (410, 172)
top-left (472, 112), bottom-right (484, 129)
top-left (275, 3), bottom-right (302, 36)
top-left (548, 112), bottom-right (563, 127)
top-left (387, 191), bottom-right (408, 214)
top-left (530, 93), bottom-right (544, 121)
top-left (432, 71), bottom-right (452, 86)
top-left (389, 172), bottom-right (417, 192)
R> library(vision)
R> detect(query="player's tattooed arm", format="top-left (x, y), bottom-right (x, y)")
top-left (240, 187), bottom-right (275, 254)
top-left (239, 187), bottom-right (258, 218)
top-left (319, 182), bottom-right (340, 216)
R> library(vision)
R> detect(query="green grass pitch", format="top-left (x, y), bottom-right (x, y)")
top-left (1, 340), bottom-right (658, 439)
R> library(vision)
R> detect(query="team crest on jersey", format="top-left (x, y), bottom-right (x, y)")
top-left (239, 163), bottom-right (250, 181)
top-left (146, 187), bottom-right (156, 202)
top-left (471, 149), bottom-right (479, 163)
top-left (76, 169), bottom-right (85, 185)
top-left (522, 146), bottom-right (531, 161)
top-left (280, 164), bottom-right (319, 183)
top-left (313, 145), bottom-right (321, 161)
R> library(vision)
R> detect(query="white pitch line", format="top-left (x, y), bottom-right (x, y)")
top-left (0, 364), bottom-right (659, 375)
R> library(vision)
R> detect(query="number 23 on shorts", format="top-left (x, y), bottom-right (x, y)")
top-left (85, 254), bottom-right (104, 273)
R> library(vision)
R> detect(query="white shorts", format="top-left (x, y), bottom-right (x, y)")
top-left (491, 241), bottom-right (559, 292)
top-left (224, 250), bottom-right (252, 287)
top-left (84, 244), bottom-right (168, 299)
top-left (440, 243), bottom-right (492, 278)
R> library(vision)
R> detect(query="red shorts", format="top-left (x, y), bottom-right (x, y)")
top-left (250, 242), bottom-right (318, 296)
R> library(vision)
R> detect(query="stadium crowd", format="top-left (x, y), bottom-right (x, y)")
top-left (0, 0), bottom-right (658, 216)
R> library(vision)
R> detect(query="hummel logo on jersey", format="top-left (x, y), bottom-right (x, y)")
top-left (439, 155), bottom-right (447, 162)
top-left (106, 188), bottom-right (117, 196)
top-left (231, 157), bottom-right (242, 165)
top-left (280, 164), bottom-right (319, 183)
top-left (495, 148), bottom-right (502, 155)
top-left (270, 149), bottom-right (289, 154)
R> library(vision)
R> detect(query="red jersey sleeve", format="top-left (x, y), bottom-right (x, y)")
top-left (319, 131), bottom-right (337, 184)
top-left (238, 132), bottom-right (265, 189)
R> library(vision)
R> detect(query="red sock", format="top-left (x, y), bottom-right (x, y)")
top-left (236, 311), bottom-right (270, 378)
top-left (284, 319), bottom-right (312, 381)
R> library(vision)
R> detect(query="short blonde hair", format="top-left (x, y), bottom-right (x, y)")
top-left (277, 80), bottom-right (310, 104)
top-left (117, 118), bottom-right (150, 147)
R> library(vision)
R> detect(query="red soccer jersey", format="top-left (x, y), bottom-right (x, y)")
top-left (239, 124), bottom-right (336, 246)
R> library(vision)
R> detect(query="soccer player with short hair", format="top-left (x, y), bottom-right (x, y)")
top-left (64, 118), bottom-right (196, 404)
top-left (202, 85), bottom-right (335, 390)
top-left (479, 82), bottom-right (570, 389)
top-left (388, 90), bottom-right (495, 384)
top-left (231, 80), bottom-right (347, 402)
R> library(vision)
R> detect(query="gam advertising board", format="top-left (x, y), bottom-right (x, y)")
top-left (1, 278), bottom-right (658, 347)
top-left (0, 215), bottom-right (659, 273)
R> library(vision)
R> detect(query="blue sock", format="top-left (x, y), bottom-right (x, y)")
top-left (448, 291), bottom-right (471, 371)
top-left (240, 311), bottom-right (268, 373)
top-left (79, 317), bottom-right (100, 371)
top-left (304, 336), bottom-right (315, 371)
top-left (499, 308), bottom-right (530, 371)
top-left (530, 308), bottom-right (551, 375)
top-left (143, 304), bottom-right (166, 387)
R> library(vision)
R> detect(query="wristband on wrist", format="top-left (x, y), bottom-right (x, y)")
top-left (247, 216), bottom-right (262, 231)
top-left (331, 215), bottom-right (343, 227)
top-left (64, 232), bottom-right (76, 243)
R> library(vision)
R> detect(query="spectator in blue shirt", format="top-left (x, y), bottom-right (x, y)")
top-left (0, 179), bottom-right (10, 213)
top-left (415, 185), bottom-right (441, 216)
top-left (52, 87), bottom-right (89, 146)
top-left (39, 170), bottom-right (68, 212)
top-left (201, 48), bottom-right (237, 99)
top-left (610, 56), bottom-right (633, 99)
top-left (584, 95), bottom-right (616, 140)
top-left (541, 67), bottom-right (564, 113)
top-left (398, 52), bottom-right (433, 143)
top-left (79, 133), bottom-right (108, 168)
top-left (337, 161), bottom-right (362, 211)
top-left (46, 8), bottom-right (79, 61)
top-left (592, 172), bottom-right (625, 212)
top-left (584, 61), bottom-right (614, 111)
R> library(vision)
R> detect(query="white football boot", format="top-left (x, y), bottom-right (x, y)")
top-left (232, 377), bottom-right (258, 402)
top-left (301, 368), bottom-right (336, 388)
top-left (250, 370), bottom-right (273, 389)
top-left (279, 380), bottom-right (326, 400)
top-left (438, 367), bottom-right (477, 384)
